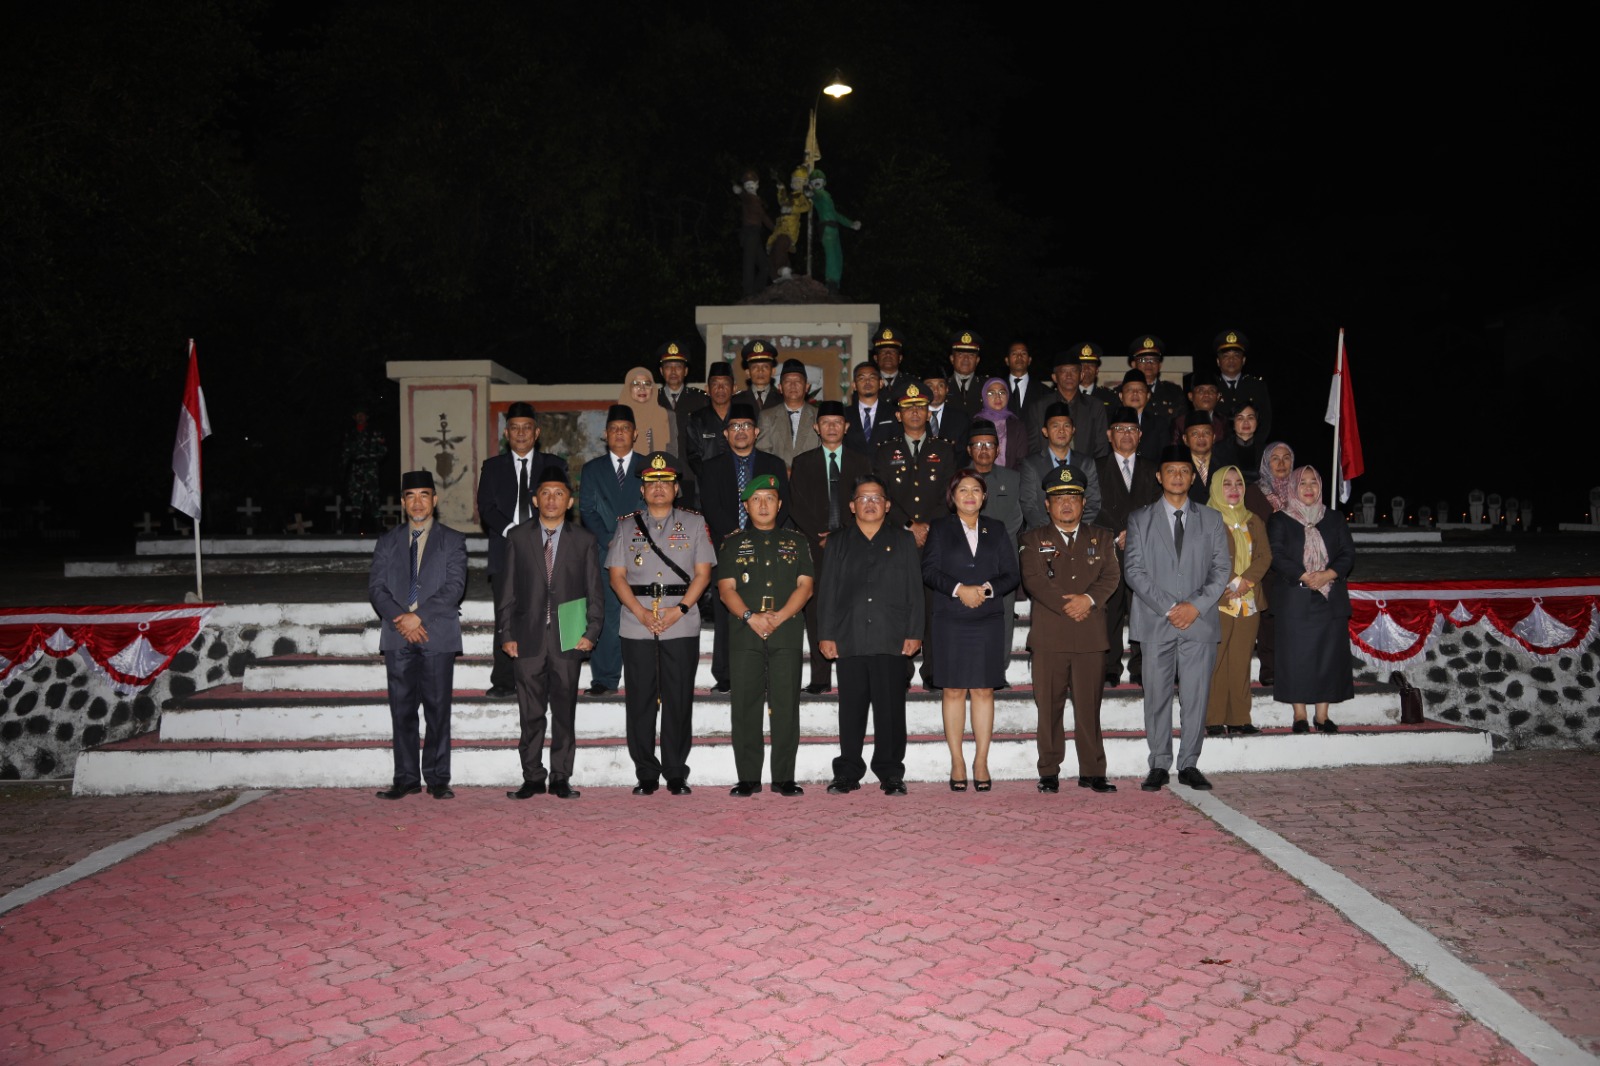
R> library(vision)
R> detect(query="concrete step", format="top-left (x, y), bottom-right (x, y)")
top-left (161, 685), bottom-right (1402, 743)
top-left (71, 722), bottom-right (1493, 795)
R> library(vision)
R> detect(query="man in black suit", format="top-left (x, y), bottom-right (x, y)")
top-left (498, 468), bottom-right (604, 800)
top-left (734, 339), bottom-right (784, 412)
top-left (843, 361), bottom-right (898, 455)
top-left (1075, 343), bottom-right (1118, 416)
top-left (1127, 335), bottom-right (1188, 421)
top-left (923, 366), bottom-right (969, 447)
top-left (370, 471), bottom-right (468, 800)
top-left (1003, 339), bottom-right (1038, 417)
top-left (1116, 370), bottom-right (1172, 461)
top-left (685, 362), bottom-right (736, 485)
top-left (1211, 329), bottom-right (1272, 442)
top-left (1024, 351), bottom-right (1109, 460)
top-left (656, 340), bottom-right (708, 457)
top-left (947, 330), bottom-right (985, 417)
top-left (477, 401), bottom-right (568, 699)
top-left (699, 402), bottom-right (791, 691)
top-left (1182, 410), bottom-right (1220, 505)
top-left (1096, 407), bottom-right (1163, 685)
top-left (788, 401), bottom-right (872, 694)
top-left (870, 326), bottom-right (911, 406)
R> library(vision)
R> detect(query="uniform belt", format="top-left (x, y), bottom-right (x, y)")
top-left (631, 583), bottom-right (688, 597)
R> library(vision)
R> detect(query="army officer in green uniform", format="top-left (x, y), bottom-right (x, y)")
top-left (716, 474), bottom-right (815, 797)
top-left (607, 452), bottom-right (716, 796)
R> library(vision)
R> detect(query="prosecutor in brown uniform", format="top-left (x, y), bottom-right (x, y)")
top-left (1020, 465), bottom-right (1123, 793)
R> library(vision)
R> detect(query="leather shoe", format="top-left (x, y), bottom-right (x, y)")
top-left (429, 785), bottom-right (455, 799)
top-left (549, 780), bottom-right (580, 799)
top-left (1315, 717), bottom-right (1340, 734)
top-left (1037, 775), bottom-right (1060, 793)
top-left (585, 683), bottom-right (616, 697)
top-left (632, 780), bottom-right (659, 795)
top-left (712, 681), bottom-right (731, 693)
top-left (1292, 719), bottom-right (1310, 734)
top-left (506, 782), bottom-right (547, 799)
top-left (880, 779), bottom-right (907, 796)
top-left (729, 781), bottom-right (761, 797)
top-left (1206, 725), bottom-right (1225, 737)
top-left (775, 781), bottom-right (804, 797)
top-left (1232, 724), bottom-right (1261, 736)
top-left (803, 682), bottom-right (828, 695)
top-left (666, 778), bottom-right (692, 795)
top-left (485, 686), bottom-right (516, 699)
top-left (1140, 768), bottom-right (1169, 792)
top-left (1079, 776), bottom-right (1117, 793)
top-left (826, 780), bottom-right (860, 794)
top-left (1177, 767), bottom-right (1213, 790)
top-left (376, 784), bottom-right (422, 800)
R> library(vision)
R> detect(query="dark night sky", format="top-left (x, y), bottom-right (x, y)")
top-left (2, 3), bottom-right (1594, 544)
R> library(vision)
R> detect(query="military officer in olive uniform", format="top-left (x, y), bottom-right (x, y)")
top-left (716, 474), bottom-right (815, 797)
top-left (873, 382), bottom-right (955, 688)
top-left (606, 453), bottom-right (717, 796)
top-left (1019, 465), bottom-right (1123, 794)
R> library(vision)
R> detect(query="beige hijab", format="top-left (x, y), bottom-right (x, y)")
top-left (619, 367), bottom-right (672, 454)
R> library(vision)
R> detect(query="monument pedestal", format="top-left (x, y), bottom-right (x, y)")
top-left (696, 303), bottom-right (881, 400)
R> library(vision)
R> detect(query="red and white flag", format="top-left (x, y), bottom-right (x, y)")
top-left (170, 339), bottom-right (212, 519)
top-left (1324, 329), bottom-right (1364, 503)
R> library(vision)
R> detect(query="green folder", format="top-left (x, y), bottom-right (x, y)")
top-left (557, 598), bottom-right (588, 652)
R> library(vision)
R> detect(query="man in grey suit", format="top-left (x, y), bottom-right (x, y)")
top-left (369, 471), bottom-right (468, 800)
top-left (1123, 445), bottom-right (1232, 792)
top-left (1020, 401), bottom-right (1101, 530)
top-left (500, 468), bottom-right (604, 800)
top-left (579, 405), bottom-right (645, 697)
top-left (757, 358), bottom-right (818, 470)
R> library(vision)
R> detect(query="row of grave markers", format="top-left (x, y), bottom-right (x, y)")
top-left (1352, 491), bottom-right (1549, 530)
top-left (132, 496), bottom-right (408, 538)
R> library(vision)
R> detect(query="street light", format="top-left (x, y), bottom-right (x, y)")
top-left (823, 70), bottom-right (852, 99)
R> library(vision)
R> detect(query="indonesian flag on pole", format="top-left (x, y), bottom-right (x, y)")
top-left (170, 339), bottom-right (212, 519)
top-left (1324, 329), bottom-right (1364, 503)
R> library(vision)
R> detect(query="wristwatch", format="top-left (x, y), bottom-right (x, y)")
top-left (742, 609), bottom-right (754, 623)
top-left (677, 602), bottom-right (691, 615)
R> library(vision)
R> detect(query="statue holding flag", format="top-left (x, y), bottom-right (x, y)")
top-left (767, 166), bottom-right (812, 283)
top-left (809, 169), bottom-right (860, 296)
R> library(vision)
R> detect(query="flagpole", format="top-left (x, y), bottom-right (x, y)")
top-left (1330, 328), bottom-right (1345, 511)
top-left (192, 516), bottom-right (204, 602)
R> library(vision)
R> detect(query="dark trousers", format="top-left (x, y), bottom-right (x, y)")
top-left (1255, 570), bottom-right (1277, 682)
top-left (730, 635), bottom-right (802, 782)
top-left (488, 571), bottom-right (514, 691)
top-left (383, 644), bottom-right (456, 788)
top-left (513, 633), bottom-right (582, 783)
top-left (1104, 575), bottom-right (1143, 682)
top-left (1032, 648), bottom-right (1107, 777)
top-left (834, 654), bottom-right (909, 784)
top-left (621, 635), bottom-right (697, 783)
top-left (712, 594), bottom-right (730, 686)
top-left (803, 541), bottom-right (831, 689)
top-left (589, 582), bottom-right (623, 689)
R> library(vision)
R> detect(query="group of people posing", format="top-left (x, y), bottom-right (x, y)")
top-left (367, 329), bottom-right (1356, 802)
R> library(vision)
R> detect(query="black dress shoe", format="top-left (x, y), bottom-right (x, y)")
top-left (1141, 768), bottom-right (1169, 792)
top-left (712, 681), bottom-right (730, 693)
top-left (1315, 717), bottom-right (1339, 733)
top-left (632, 780), bottom-right (659, 795)
top-left (1079, 776), bottom-right (1118, 793)
top-left (1292, 719), bottom-right (1310, 734)
top-left (1177, 767), bottom-right (1213, 790)
top-left (485, 686), bottom-right (516, 698)
top-left (729, 781), bottom-right (761, 797)
top-left (1232, 724), bottom-right (1261, 736)
top-left (803, 682), bottom-right (828, 695)
top-left (506, 782), bottom-right (547, 799)
top-left (1128, 674), bottom-right (1142, 686)
top-left (549, 780), bottom-right (580, 799)
top-left (585, 683), bottom-right (616, 697)
top-left (666, 778), bottom-right (692, 795)
top-left (1206, 725), bottom-right (1226, 737)
top-left (376, 784), bottom-right (422, 800)
top-left (1037, 775), bottom-right (1060, 793)
top-left (880, 779), bottom-right (907, 796)
top-left (429, 785), bottom-right (456, 799)
top-left (826, 780), bottom-right (860, 794)
top-left (775, 781), bottom-right (804, 797)
top-left (1103, 675), bottom-right (1122, 687)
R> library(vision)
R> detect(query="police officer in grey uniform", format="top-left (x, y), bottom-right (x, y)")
top-left (717, 474), bottom-right (814, 797)
top-left (606, 452), bottom-right (717, 796)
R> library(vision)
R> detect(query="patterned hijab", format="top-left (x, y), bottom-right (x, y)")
top-left (1206, 466), bottom-right (1254, 577)
top-left (979, 377), bottom-right (1019, 422)
top-left (1259, 442), bottom-right (1295, 511)
top-left (1283, 465), bottom-right (1331, 598)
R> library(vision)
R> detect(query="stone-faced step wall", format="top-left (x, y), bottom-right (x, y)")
top-left (1367, 625), bottom-right (1600, 749)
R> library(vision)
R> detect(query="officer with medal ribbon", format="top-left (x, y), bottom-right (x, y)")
top-left (605, 452), bottom-right (716, 796)
top-left (717, 474), bottom-right (814, 797)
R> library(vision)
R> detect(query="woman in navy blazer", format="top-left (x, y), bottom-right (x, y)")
top-left (923, 469), bottom-right (1022, 791)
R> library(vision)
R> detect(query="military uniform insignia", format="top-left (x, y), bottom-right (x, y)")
top-left (960, 332), bottom-right (973, 345)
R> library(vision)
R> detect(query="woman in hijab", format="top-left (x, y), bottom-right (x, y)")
top-left (1258, 442), bottom-right (1296, 513)
top-left (1250, 441), bottom-right (1295, 686)
top-left (1267, 466), bottom-right (1356, 732)
top-left (1204, 466), bottom-right (1271, 736)
top-left (619, 368), bottom-right (673, 455)
top-left (979, 377), bottom-right (1025, 469)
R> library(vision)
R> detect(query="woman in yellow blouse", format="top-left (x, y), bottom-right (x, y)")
top-left (1205, 465), bottom-right (1272, 735)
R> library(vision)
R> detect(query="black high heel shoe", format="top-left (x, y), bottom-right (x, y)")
top-left (974, 779), bottom-right (992, 792)
top-left (1315, 717), bottom-right (1339, 733)
top-left (949, 778), bottom-right (968, 792)
top-left (1292, 719), bottom-right (1310, 734)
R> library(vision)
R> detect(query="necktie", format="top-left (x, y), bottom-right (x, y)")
top-left (863, 406), bottom-right (874, 442)
top-left (1122, 457), bottom-right (1133, 490)
top-left (930, 410), bottom-right (941, 437)
top-left (1173, 509), bottom-right (1185, 558)
top-left (407, 528), bottom-right (422, 607)
top-left (1012, 377), bottom-right (1023, 403)
top-left (736, 459), bottom-right (749, 528)
top-left (789, 408), bottom-right (800, 445)
top-left (910, 437), bottom-right (920, 462)
top-left (616, 456), bottom-right (626, 485)
top-left (827, 451), bottom-right (841, 530)
top-left (518, 458), bottom-right (531, 524)
top-left (1064, 529), bottom-right (1075, 551)
top-left (544, 529), bottom-right (555, 625)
